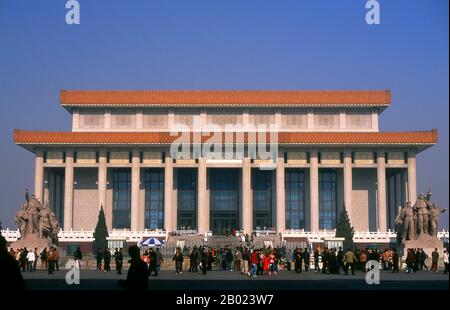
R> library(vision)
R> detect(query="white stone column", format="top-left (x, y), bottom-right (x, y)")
top-left (242, 158), bottom-right (252, 234)
top-left (377, 149), bottom-right (387, 232)
top-left (407, 149), bottom-right (417, 203)
top-left (43, 168), bottom-right (50, 205)
top-left (164, 152), bottom-right (174, 232)
top-left (63, 149), bottom-right (74, 230)
top-left (343, 149), bottom-right (353, 224)
top-left (34, 149), bottom-right (44, 203)
top-left (276, 151), bottom-right (285, 233)
top-left (197, 157), bottom-right (209, 234)
top-left (131, 149), bottom-right (140, 231)
top-left (98, 149), bottom-right (107, 212)
top-left (309, 149), bottom-right (319, 232)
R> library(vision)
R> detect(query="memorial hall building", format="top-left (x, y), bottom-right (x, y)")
top-left (13, 90), bottom-right (438, 243)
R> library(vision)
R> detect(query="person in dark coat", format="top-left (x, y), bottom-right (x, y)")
top-left (392, 249), bottom-right (399, 273)
top-left (0, 235), bottom-right (25, 291)
top-left (149, 248), bottom-right (157, 276)
top-left (74, 247), bottom-right (83, 269)
top-left (173, 247), bottom-right (184, 274)
top-left (96, 249), bottom-right (103, 270)
top-left (314, 249), bottom-right (320, 272)
top-left (294, 248), bottom-right (302, 273)
top-left (189, 247), bottom-right (198, 272)
top-left (302, 248), bottom-right (310, 272)
top-left (115, 248), bottom-right (123, 275)
top-left (201, 248), bottom-right (208, 275)
top-left (337, 247), bottom-right (344, 274)
top-left (103, 248), bottom-right (111, 272)
top-left (155, 248), bottom-right (163, 276)
top-left (119, 245), bottom-right (149, 290)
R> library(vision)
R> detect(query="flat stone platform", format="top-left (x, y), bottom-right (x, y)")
top-left (21, 269), bottom-right (449, 290)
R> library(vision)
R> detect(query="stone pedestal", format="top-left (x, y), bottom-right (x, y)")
top-left (399, 234), bottom-right (444, 266)
top-left (13, 235), bottom-right (55, 251)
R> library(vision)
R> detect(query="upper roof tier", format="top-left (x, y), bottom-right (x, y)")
top-left (14, 129), bottom-right (437, 153)
top-left (60, 90), bottom-right (391, 109)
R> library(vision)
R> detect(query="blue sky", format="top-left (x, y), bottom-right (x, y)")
top-left (0, 0), bottom-right (448, 229)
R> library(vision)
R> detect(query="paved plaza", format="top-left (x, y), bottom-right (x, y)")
top-left (21, 269), bottom-right (449, 290)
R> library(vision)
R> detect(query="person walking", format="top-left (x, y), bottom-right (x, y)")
top-left (343, 249), bottom-right (357, 275)
top-left (313, 248), bottom-right (320, 272)
top-left (189, 247), bottom-right (198, 272)
top-left (359, 250), bottom-right (368, 272)
top-left (19, 248), bottom-right (28, 272)
top-left (47, 247), bottom-right (56, 274)
top-left (419, 248), bottom-right (428, 270)
top-left (303, 248), bottom-right (310, 272)
top-left (0, 235), bottom-right (25, 291)
top-left (173, 247), bottom-right (184, 274)
top-left (431, 248), bottom-right (439, 272)
top-left (294, 248), bottom-right (302, 273)
top-left (40, 248), bottom-right (48, 271)
top-left (443, 250), bottom-right (449, 274)
top-left (234, 248), bottom-right (242, 272)
top-left (118, 245), bottom-right (149, 290)
top-left (74, 247), bottom-right (83, 270)
top-left (114, 248), bottom-right (124, 275)
top-left (103, 248), bottom-right (111, 272)
top-left (26, 249), bottom-right (35, 272)
top-left (54, 247), bottom-right (60, 271)
top-left (392, 249), bottom-right (399, 273)
top-left (201, 248), bottom-right (208, 275)
top-left (155, 248), bottom-right (163, 276)
top-left (33, 248), bottom-right (38, 271)
top-left (96, 249), bottom-right (103, 271)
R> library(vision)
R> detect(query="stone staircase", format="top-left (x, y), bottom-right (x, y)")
top-left (252, 234), bottom-right (283, 249)
top-left (205, 235), bottom-right (243, 249)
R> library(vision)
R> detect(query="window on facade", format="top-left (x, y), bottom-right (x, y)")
top-left (346, 112), bottom-right (372, 129)
top-left (285, 169), bottom-right (305, 229)
top-left (177, 169), bottom-right (197, 230)
top-left (253, 170), bottom-right (273, 229)
top-left (281, 113), bottom-right (307, 130)
top-left (79, 112), bottom-right (104, 129)
top-left (143, 112), bottom-right (168, 129)
top-left (112, 169), bottom-right (131, 229)
top-left (210, 169), bottom-right (240, 234)
top-left (144, 169), bottom-right (164, 229)
top-left (249, 114), bottom-right (275, 128)
top-left (319, 170), bottom-right (337, 229)
top-left (314, 112), bottom-right (339, 129)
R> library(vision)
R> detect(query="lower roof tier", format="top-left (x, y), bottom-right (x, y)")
top-left (14, 129), bottom-right (438, 153)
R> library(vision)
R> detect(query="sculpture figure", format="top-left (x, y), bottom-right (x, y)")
top-left (413, 194), bottom-right (432, 236)
top-left (26, 195), bottom-right (41, 234)
top-left (38, 202), bottom-right (52, 239)
top-left (429, 204), bottom-right (446, 237)
top-left (15, 203), bottom-right (28, 239)
top-left (395, 202), bottom-right (415, 241)
top-left (14, 190), bottom-right (60, 246)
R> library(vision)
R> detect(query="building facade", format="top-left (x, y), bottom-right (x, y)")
top-left (14, 90), bottom-right (438, 237)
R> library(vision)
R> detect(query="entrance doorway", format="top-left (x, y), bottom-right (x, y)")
top-left (209, 169), bottom-right (240, 234)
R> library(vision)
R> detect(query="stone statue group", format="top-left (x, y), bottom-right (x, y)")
top-left (14, 190), bottom-right (60, 245)
top-left (395, 189), bottom-right (446, 243)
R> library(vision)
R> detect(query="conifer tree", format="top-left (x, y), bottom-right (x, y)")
top-left (92, 206), bottom-right (109, 253)
top-left (335, 204), bottom-right (355, 250)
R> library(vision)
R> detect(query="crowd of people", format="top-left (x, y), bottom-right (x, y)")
top-left (165, 244), bottom-right (450, 276)
top-left (5, 243), bottom-right (449, 277)
top-left (7, 246), bottom-right (61, 274)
